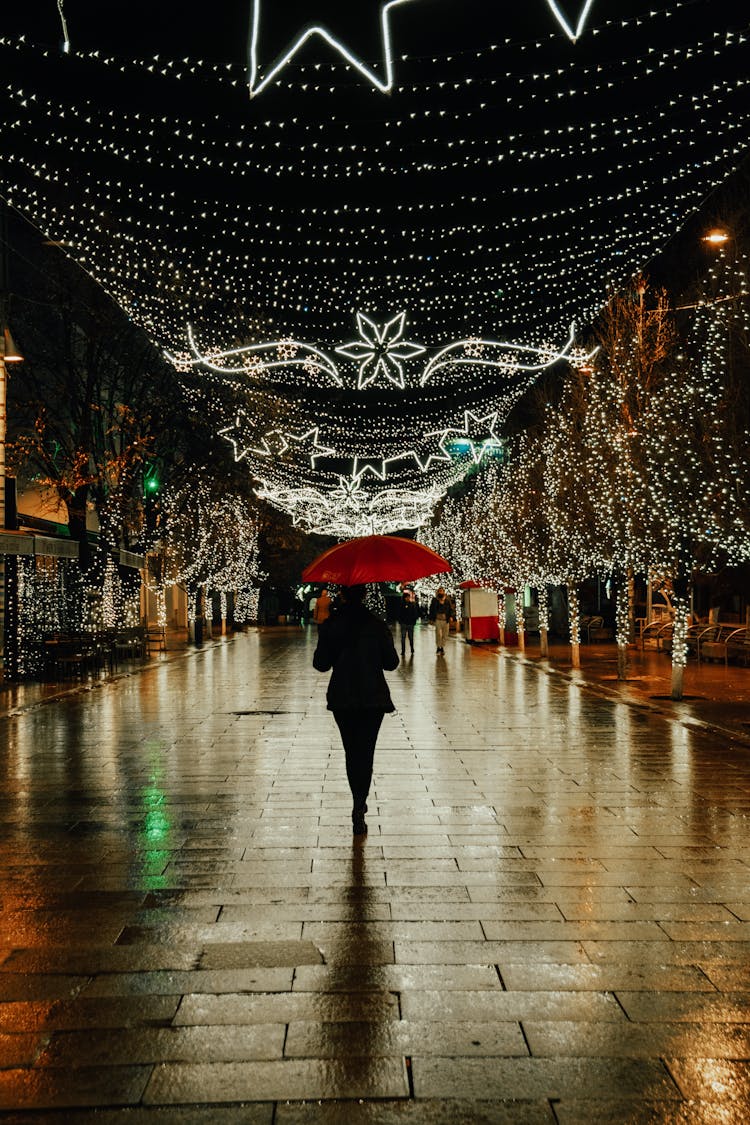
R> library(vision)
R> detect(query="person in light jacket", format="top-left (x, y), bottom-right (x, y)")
top-left (313, 585), bottom-right (399, 836)
top-left (428, 586), bottom-right (454, 654)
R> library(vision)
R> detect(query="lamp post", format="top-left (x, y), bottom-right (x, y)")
top-left (1, 324), bottom-right (24, 530)
top-left (0, 325), bottom-right (23, 673)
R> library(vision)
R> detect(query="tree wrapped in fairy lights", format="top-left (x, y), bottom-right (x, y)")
top-left (160, 479), bottom-right (265, 631)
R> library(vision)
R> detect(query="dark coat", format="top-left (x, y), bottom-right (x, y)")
top-left (398, 598), bottom-right (420, 627)
top-left (313, 603), bottom-right (399, 712)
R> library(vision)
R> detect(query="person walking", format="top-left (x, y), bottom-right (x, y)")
top-left (398, 589), bottom-right (419, 656)
top-left (313, 585), bottom-right (399, 836)
top-left (312, 587), bottom-right (332, 627)
top-left (429, 586), bottom-right (453, 654)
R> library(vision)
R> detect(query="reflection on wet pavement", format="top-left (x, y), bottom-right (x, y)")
top-left (1, 625), bottom-right (750, 1120)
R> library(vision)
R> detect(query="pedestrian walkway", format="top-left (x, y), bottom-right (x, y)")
top-left (1, 623), bottom-right (750, 1121)
top-left (503, 636), bottom-right (750, 748)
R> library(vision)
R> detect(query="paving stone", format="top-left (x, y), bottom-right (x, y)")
top-left (0, 946), bottom-right (200, 974)
top-left (399, 988), bottom-right (624, 1022)
top-left (37, 1022), bottom-right (286, 1066)
top-left (395, 940), bottom-right (588, 965)
top-left (615, 991), bottom-right (750, 1022)
top-left (0, 1032), bottom-right (41, 1067)
top-left (199, 941), bottom-right (324, 969)
top-left (284, 1018), bottom-right (527, 1058)
top-left (0, 1065), bottom-right (152, 1110)
top-left (174, 991), bottom-right (400, 1026)
top-left (553, 1099), bottom-right (750, 1124)
top-left (0, 974), bottom-right (90, 1001)
top-left (292, 964), bottom-right (502, 992)
top-left (499, 963), bottom-right (716, 993)
top-left (275, 1100), bottom-right (555, 1124)
top-left (143, 1057), bottom-right (409, 1103)
top-left (81, 967), bottom-right (294, 996)
top-left (664, 1058), bottom-right (750, 1100)
top-left (13, 995), bottom-right (180, 1031)
top-left (1, 1111), bottom-right (274, 1124)
top-left (524, 1019), bottom-right (750, 1058)
top-left (219, 903), bottom-right (393, 922)
top-left (411, 1056), bottom-right (679, 1100)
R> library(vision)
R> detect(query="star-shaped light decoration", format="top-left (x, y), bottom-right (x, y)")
top-left (277, 426), bottom-right (337, 468)
top-left (249, 0), bottom-right (416, 97)
top-left (336, 312), bottom-right (426, 390)
top-left (218, 410), bottom-right (275, 462)
top-left (545, 0), bottom-right (597, 42)
top-left (412, 431), bottom-right (454, 473)
top-left (438, 410), bottom-right (504, 465)
top-left (353, 456), bottom-right (388, 482)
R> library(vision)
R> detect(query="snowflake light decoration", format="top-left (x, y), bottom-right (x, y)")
top-left (336, 312), bottom-right (426, 390)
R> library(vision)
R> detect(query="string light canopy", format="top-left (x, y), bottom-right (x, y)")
top-left (1, 1), bottom-right (747, 535)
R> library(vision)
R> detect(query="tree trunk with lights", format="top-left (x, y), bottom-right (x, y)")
top-left (567, 581), bottom-right (581, 668)
top-left (610, 568), bottom-right (629, 681)
top-left (516, 591), bottom-right (526, 652)
top-left (670, 568), bottom-right (692, 702)
top-left (538, 585), bottom-right (550, 657)
top-left (67, 484), bottom-right (92, 574)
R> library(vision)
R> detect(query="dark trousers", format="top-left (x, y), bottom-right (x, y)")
top-left (400, 623), bottom-right (414, 653)
top-left (333, 709), bottom-right (385, 808)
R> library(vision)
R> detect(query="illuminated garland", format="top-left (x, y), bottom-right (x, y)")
top-left (174, 313), bottom-right (590, 536)
top-left (0, 2), bottom-right (745, 368)
top-left (1, 3), bottom-right (747, 566)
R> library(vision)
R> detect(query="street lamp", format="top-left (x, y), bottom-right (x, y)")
top-left (702, 227), bottom-right (731, 247)
top-left (1, 324), bottom-right (24, 531)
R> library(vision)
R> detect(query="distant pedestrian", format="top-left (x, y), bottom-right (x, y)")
top-left (313, 585), bottom-right (399, 836)
top-left (398, 589), bottom-right (419, 656)
top-left (429, 586), bottom-right (454, 654)
top-left (313, 587), bottom-right (332, 626)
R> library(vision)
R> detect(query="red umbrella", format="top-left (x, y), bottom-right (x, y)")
top-left (459, 579), bottom-right (481, 589)
top-left (302, 535), bottom-right (452, 586)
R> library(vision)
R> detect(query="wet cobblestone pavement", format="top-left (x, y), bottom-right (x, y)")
top-left (1, 626), bottom-right (750, 1122)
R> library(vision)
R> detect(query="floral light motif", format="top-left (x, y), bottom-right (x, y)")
top-left (336, 312), bottom-right (427, 390)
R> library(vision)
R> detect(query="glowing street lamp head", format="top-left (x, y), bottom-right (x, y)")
top-left (702, 228), bottom-right (731, 246)
top-left (2, 327), bottom-right (24, 363)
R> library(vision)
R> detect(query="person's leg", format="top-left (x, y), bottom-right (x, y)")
top-left (436, 618), bottom-right (447, 651)
top-left (407, 624), bottom-right (414, 653)
top-left (400, 623), bottom-right (407, 655)
top-left (333, 709), bottom-right (384, 832)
